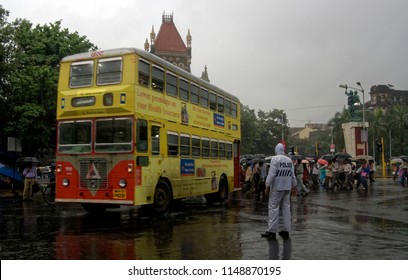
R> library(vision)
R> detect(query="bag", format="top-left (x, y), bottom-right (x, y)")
top-left (32, 182), bottom-right (40, 194)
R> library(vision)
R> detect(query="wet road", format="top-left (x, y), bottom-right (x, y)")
top-left (1, 177), bottom-right (408, 260)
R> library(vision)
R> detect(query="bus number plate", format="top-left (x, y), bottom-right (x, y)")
top-left (113, 189), bottom-right (126, 199)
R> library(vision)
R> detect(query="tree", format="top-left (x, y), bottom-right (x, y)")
top-left (0, 5), bottom-right (97, 160)
top-left (327, 107), bottom-right (350, 153)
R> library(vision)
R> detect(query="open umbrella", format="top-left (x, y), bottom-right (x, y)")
top-left (0, 165), bottom-right (23, 181)
top-left (352, 155), bottom-right (374, 161)
top-left (318, 158), bottom-right (329, 166)
top-left (17, 157), bottom-right (39, 164)
top-left (321, 154), bottom-right (335, 161)
top-left (290, 154), bottom-right (304, 161)
top-left (335, 152), bottom-right (352, 159)
top-left (399, 155), bottom-right (408, 161)
top-left (251, 157), bottom-right (266, 164)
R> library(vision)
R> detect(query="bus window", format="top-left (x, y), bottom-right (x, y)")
top-left (202, 138), bottom-right (210, 158)
top-left (192, 136), bottom-right (200, 158)
top-left (225, 99), bottom-right (231, 116)
top-left (95, 118), bottom-right (133, 152)
top-left (211, 139), bottom-right (218, 158)
top-left (209, 92), bottom-right (216, 111)
top-left (138, 59), bottom-right (150, 87)
top-left (151, 125), bottom-right (160, 155)
top-left (226, 142), bottom-right (233, 159)
top-left (190, 83), bottom-right (199, 104)
top-left (152, 66), bottom-right (164, 92)
top-left (219, 141), bottom-right (226, 159)
top-left (136, 119), bottom-right (148, 152)
top-left (200, 88), bottom-right (208, 108)
top-left (167, 132), bottom-right (179, 156)
top-left (231, 102), bottom-right (237, 118)
top-left (70, 61), bottom-right (93, 88)
top-left (217, 96), bottom-right (224, 113)
top-left (97, 57), bottom-right (122, 85)
top-left (179, 79), bottom-right (189, 101)
top-left (180, 134), bottom-right (190, 157)
top-left (166, 72), bottom-right (178, 97)
top-left (58, 120), bottom-right (92, 153)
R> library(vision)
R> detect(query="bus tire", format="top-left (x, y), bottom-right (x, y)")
top-left (218, 176), bottom-right (228, 201)
top-left (152, 181), bottom-right (172, 215)
top-left (205, 176), bottom-right (228, 204)
top-left (82, 203), bottom-right (108, 214)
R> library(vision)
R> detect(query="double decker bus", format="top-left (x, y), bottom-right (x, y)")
top-left (55, 48), bottom-right (241, 214)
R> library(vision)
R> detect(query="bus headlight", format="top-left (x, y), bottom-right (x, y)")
top-left (62, 178), bottom-right (70, 187)
top-left (119, 179), bottom-right (127, 188)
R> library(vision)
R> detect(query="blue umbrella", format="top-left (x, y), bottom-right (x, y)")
top-left (0, 166), bottom-right (23, 181)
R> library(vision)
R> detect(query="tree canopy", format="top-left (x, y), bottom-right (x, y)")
top-left (0, 5), bottom-right (96, 161)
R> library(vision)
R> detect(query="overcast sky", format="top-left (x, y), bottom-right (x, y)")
top-left (3, 0), bottom-right (408, 127)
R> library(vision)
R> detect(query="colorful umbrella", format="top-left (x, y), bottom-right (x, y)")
top-left (318, 158), bottom-right (329, 166)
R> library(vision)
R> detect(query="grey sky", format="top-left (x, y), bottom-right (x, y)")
top-left (3, 0), bottom-right (408, 127)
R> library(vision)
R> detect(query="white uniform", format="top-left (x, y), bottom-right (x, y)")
top-left (265, 143), bottom-right (297, 233)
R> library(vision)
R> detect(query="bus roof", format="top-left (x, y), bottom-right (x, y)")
top-left (61, 48), bottom-right (240, 103)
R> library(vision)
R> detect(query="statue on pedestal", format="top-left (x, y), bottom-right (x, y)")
top-left (345, 90), bottom-right (362, 121)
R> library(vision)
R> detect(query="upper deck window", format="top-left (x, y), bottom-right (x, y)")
top-left (152, 66), bottom-right (164, 92)
top-left (209, 92), bottom-right (217, 111)
top-left (190, 84), bottom-right (199, 104)
top-left (179, 79), bottom-right (189, 101)
top-left (217, 96), bottom-right (224, 113)
top-left (97, 57), bottom-right (123, 85)
top-left (200, 88), bottom-right (208, 108)
top-left (138, 59), bottom-right (150, 87)
top-left (70, 61), bottom-right (93, 88)
top-left (231, 102), bottom-right (238, 118)
top-left (166, 72), bottom-right (177, 97)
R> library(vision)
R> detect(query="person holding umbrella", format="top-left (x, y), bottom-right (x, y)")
top-left (22, 163), bottom-right (37, 201)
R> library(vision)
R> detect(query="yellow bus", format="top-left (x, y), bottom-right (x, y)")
top-left (55, 48), bottom-right (241, 214)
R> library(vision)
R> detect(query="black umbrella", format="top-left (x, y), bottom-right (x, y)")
top-left (400, 155), bottom-right (408, 161)
top-left (321, 154), bottom-right (335, 161)
top-left (251, 157), bottom-right (266, 164)
top-left (17, 156), bottom-right (39, 163)
top-left (290, 154), bottom-right (304, 161)
top-left (335, 152), bottom-right (352, 159)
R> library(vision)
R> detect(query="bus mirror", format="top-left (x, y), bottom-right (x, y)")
top-left (136, 156), bottom-right (149, 166)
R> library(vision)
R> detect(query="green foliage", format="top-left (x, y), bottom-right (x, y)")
top-left (0, 5), bottom-right (97, 158)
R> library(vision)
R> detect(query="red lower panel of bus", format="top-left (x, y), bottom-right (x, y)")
top-left (56, 160), bottom-right (135, 205)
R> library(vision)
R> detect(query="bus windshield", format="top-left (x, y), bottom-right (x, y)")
top-left (58, 121), bottom-right (92, 153)
top-left (95, 118), bottom-right (133, 152)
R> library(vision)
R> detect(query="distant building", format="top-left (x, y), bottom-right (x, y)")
top-left (290, 123), bottom-right (327, 140)
top-left (145, 12), bottom-right (192, 73)
top-left (368, 84), bottom-right (408, 111)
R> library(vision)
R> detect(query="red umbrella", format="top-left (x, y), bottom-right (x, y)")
top-left (318, 158), bottom-right (329, 166)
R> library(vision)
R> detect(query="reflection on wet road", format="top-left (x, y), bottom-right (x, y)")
top-left (1, 178), bottom-right (407, 260)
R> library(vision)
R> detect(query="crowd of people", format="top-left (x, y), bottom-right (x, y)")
top-left (240, 153), bottom-right (378, 199)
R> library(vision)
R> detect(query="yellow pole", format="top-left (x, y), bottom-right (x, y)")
top-left (382, 136), bottom-right (386, 177)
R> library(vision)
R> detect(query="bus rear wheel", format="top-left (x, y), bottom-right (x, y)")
top-left (82, 203), bottom-right (108, 214)
top-left (152, 181), bottom-right (172, 215)
top-left (205, 177), bottom-right (228, 204)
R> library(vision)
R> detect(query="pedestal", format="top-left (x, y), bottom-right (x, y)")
top-left (342, 122), bottom-right (369, 157)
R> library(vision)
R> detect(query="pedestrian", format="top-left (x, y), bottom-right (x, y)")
top-left (295, 159), bottom-right (309, 196)
top-left (22, 163), bottom-right (37, 201)
top-left (358, 159), bottom-right (370, 191)
top-left (311, 162), bottom-right (320, 190)
top-left (261, 143), bottom-right (297, 240)
top-left (369, 160), bottom-right (376, 186)
top-left (243, 163), bottom-right (253, 193)
top-left (319, 164), bottom-right (327, 189)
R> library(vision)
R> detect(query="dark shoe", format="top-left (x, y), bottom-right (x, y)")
top-left (261, 232), bottom-right (276, 239)
top-left (278, 231), bottom-right (290, 240)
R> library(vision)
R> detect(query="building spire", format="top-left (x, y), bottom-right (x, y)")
top-left (201, 65), bottom-right (210, 82)
top-left (186, 29), bottom-right (192, 48)
top-left (150, 25), bottom-right (156, 45)
top-left (144, 38), bottom-right (149, 51)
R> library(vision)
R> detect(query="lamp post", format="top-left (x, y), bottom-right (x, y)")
top-left (339, 82), bottom-right (367, 155)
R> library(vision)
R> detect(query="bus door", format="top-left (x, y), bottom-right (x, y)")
top-left (233, 140), bottom-right (241, 189)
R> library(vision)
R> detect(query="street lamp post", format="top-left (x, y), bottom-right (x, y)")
top-left (339, 82), bottom-right (367, 155)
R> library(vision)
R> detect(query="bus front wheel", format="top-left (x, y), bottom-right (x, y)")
top-left (152, 181), bottom-right (172, 215)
